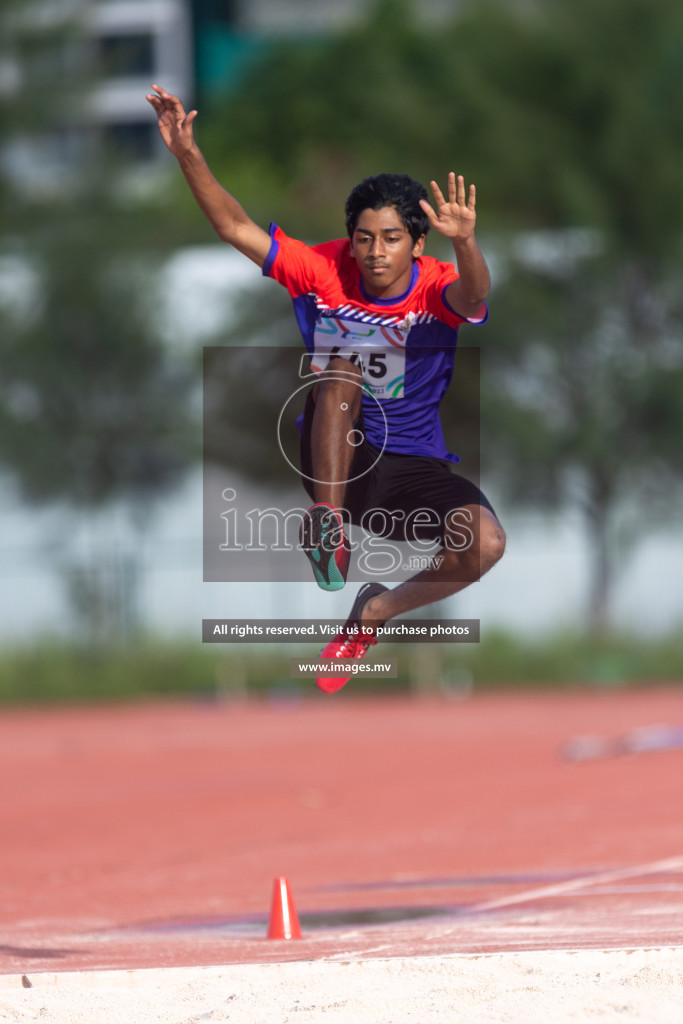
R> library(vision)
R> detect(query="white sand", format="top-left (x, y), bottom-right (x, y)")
top-left (1, 947), bottom-right (683, 1023)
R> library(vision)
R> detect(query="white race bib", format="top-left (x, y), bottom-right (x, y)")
top-left (310, 315), bottom-right (407, 399)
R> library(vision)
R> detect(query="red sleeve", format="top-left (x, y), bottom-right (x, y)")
top-left (420, 256), bottom-right (489, 327)
top-left (262, 224), bottom-right (346, 299)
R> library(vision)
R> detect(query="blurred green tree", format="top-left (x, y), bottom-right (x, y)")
top-left (481, 246), bottom-right (683, 631)
top-left (447, 0), bottom-right (683, 631)
top-left (0, 0), bottom-right (196, 640)
top-left (0, 192), bottom-right (195, 506)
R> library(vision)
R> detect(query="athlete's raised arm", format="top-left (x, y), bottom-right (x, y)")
top-left (420, 172), bottom-right (490, 320)
top-left (146, 84), bottom-right (271, 267)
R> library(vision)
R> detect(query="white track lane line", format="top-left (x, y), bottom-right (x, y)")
top-left (468, 854), bottom-right (683, 915)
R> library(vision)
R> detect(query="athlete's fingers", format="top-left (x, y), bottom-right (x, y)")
top-left (419, 198), bottom-right (444, 231)
top-left (429, 179), bottom-right (447, 209)
top-left (147, 92), bottom-right (174, 118)
top-left (419, 197), bottom-right (438, 225)
top-left (150, 83), bottom-right (172, 102)
top-left (456, 174), bottom-right (467, 207)
top-left (467, 183), bottom-right (476, 212)
top-left (150, 84), bottom-right (186, 112)
top-left (448, 171), bottom-right (457, 205)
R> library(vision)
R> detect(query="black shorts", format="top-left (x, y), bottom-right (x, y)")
top-left (299, 393), bottom-right (498, 544)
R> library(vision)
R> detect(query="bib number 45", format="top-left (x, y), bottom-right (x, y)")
top-left (328, 346), bottom-right (387, 379)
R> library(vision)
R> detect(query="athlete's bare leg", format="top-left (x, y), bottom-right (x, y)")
top-left (309, 356), bottom-right (363, 511)
top-left (359, 504), bottom-right (506, 626)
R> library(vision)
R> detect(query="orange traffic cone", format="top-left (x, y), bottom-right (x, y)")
top-left (267, 876), bottom-right (302, 939)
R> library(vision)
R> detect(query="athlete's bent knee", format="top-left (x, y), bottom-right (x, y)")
top-left (314, 357), bottom-right (363, 418)
top-left (481, 520), bottom-right (506, 571)
top-left (326, 355), bottom-right (363, 379)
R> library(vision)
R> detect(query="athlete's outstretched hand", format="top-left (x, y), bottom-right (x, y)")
top-left (145, 84), bottom-right (197, 157)
top-left (420, 172), bottom-right (477, 243)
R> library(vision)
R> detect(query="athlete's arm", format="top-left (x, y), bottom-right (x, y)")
top-left (145, 84), bottom-right (271, 267)
top-left (419, 172), bottom-right (490, 319)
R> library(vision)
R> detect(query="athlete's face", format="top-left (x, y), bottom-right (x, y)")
top-left (350, 206), bottom-right (425, 299)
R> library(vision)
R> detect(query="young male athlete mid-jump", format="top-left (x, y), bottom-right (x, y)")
top-left (147, 84), bottom-right (506, 693)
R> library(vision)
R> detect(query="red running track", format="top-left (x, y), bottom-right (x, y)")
top-left (1, 686), bottom-right (682, 975)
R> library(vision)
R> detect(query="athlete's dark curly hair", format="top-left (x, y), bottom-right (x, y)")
top-left (345, 173), bottom-right (430, 244)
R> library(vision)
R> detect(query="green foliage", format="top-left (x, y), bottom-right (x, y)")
top-left (0, 0), bottom-right (197, 509)
top-left (0, 188), bottom-right (196, 506)
top-left (483, 249), bottom-right (683, 502)
top-left (0, 0), bottom-right (201, 646)
top-left (0, 0), bottom-right (87, 146)
top-left (480, 240), bottom-right (683, 630)
top-left (0, 629), bottom-right (680, 705)
top-left (0, 641), bottom-right (222, 704)
top-left (450, 626), bottom-right (683, 689)
top-left (197, 0), bottom-right (683, 244)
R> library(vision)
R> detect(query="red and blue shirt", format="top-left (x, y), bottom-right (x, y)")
top-left (263, 224), bottom-right (487, 463)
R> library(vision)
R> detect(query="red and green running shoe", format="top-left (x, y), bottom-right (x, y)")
top-left (299, 503), bottom-right (350, 592)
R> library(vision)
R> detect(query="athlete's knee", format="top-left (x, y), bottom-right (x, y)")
top-left (314, 356), bottom-right (363, 413)
top-left (326, 355), bottom-right (362, 379)
top-left (481, 517), bottom-right (506, 569)
top-left (317, 356), bottom-right (363, 393)
top-left (444, 509), bottom-right (505, 580)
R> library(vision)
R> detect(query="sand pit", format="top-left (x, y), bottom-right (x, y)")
top-left (2, 947), bottom-right (683, 1023)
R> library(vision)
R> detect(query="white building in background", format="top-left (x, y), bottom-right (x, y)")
top-left (2, 0), bottom-right (458, 176)
top-left (86, 0), bottom-right (192, 160)
top-left (0, 0), bottom-right (192, 184)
